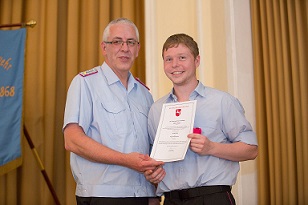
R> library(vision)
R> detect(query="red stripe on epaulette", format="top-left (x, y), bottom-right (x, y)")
top-left (135, 77), bottom-right (150, 90)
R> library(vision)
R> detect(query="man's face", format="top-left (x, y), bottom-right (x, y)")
top-left (163, 44), bottom-right (200, 86)
top-left (101, 23), bottom-right (140, 76)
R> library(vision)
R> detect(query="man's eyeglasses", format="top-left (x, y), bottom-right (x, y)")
top-left (104, 39), bottom-right (139, 47)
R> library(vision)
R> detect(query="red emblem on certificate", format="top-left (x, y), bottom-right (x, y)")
top-left (175, 109), bottom-right (181, 116)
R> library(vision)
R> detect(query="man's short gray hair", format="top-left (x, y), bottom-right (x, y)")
top-left (102, 18), bottom-right (139, 42)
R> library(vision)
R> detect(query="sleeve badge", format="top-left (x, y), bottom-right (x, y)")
top-left (79, 68), bottom-right (98, 77)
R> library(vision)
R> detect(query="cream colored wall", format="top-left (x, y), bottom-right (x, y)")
top-left (145, 0), bottom-right (228, 99)
top-left (145, 0), bottom-right (257, 204)
top-left (145, 0), bottom-right (198, 98)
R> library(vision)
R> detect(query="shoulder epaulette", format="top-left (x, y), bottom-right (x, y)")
top-left (135, 77), bottom-right (150, 90)
top-left (79, 68), bottom-right (98, 77)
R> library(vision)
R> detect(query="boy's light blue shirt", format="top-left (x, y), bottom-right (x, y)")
top-left (148, 81), bottom-right (258, 195)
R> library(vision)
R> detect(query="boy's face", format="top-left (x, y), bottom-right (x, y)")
top-left (163, 44), bottom-right (200, 86)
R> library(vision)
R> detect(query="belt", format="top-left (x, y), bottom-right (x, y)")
top-left (164, 185), bottom-right (231, 200)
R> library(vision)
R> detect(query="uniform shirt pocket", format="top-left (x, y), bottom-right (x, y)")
top-left (99, 100), bottom-right (131, 136)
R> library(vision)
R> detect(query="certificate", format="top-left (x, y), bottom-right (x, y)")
top-left (150, 100), bottom-right (197, 162)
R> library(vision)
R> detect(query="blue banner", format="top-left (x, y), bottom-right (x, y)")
top-left (0, 28), bottom-right (26, 175)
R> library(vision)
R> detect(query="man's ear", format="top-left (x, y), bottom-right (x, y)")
top-left (101, 42), bottom-right (106, 50)
top-left (100, 42), bottom-right (107, 55)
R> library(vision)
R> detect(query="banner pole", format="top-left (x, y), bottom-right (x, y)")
top-left (23, 124), bottom-right (61, 205)
top-left (0, 20), bottom-right (36, 28)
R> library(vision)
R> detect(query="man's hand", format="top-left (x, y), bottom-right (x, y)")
top-left (124, 153), bottom-right (164, 173)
